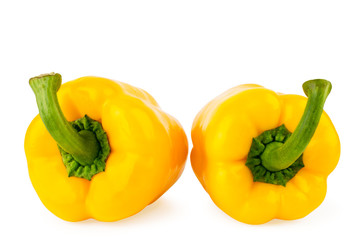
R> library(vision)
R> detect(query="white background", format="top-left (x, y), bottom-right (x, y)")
top-left (1, 0), bottom-right (362, 239)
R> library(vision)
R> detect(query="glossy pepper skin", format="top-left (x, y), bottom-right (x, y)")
top-left (25, 74), bottom-right (188, 222)
top-left (191, 82), bottom-right (340, 224)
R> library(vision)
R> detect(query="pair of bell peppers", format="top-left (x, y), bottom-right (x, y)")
top-left (25, 73), bottom-right (340, 224)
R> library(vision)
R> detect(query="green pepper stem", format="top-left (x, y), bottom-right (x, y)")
top-left (29, 73), bottom-right (100, 166)
top-left (261, 79), bottom-right (332, 172)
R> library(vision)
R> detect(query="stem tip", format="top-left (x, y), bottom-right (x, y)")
top-left (29, 73), bottom-right (62, 93)
top-left (303, 79), bottom-right (332, 98)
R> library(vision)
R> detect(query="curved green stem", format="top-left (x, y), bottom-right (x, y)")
top-left (29, 73), bottom-right (100, 166)
top-left (261, 79), bottom-right (332, 172)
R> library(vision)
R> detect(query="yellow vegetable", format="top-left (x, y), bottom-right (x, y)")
top-left (25, 73), bottom-right (188, 222)
top-left (191, 80), bottom-right (340, 224)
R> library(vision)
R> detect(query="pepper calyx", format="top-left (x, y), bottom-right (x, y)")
top-left (58, 115), bottom-right (110, 180)
top-left (245, 125), bottom-right (304, 186)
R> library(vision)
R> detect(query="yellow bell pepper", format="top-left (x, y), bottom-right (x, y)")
top-left (25, 73), bottom-right (188, 222)
top-left (191, 79), bottom-right (340, 224)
